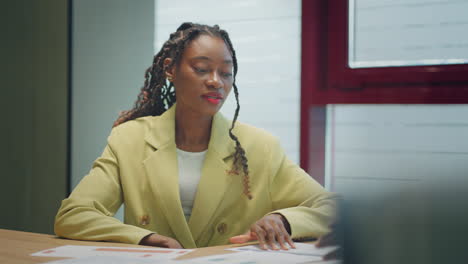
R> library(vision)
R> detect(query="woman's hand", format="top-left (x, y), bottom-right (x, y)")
top-left (139, 233), bottom-right (183, 248)
top-left (229, 214), bottom-right (295, 250)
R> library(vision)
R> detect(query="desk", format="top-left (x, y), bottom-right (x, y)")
top-left (0, 228), bottom-right (252, 264)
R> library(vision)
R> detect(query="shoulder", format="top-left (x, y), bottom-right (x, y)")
top-left (230, 121), bottom-right (287, 175)
top-left (110, 116), bottom-right (154, 136)
top-left (107, 116), bottom-right (158, 147)
top-left (232, 121), bottom-right (281, 152)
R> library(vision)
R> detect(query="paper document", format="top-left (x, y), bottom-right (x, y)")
top-left (32, 245), bottom-right (192, 260)
top-left (227, 242), bottom-right (339, 257)
top-left (35, 246), bottom-right (341, 264)
top-left (36, 256), bottom-right (167, 264)
top-left (175, 251), bottom-right (320, 264)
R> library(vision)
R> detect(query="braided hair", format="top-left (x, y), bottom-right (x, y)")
top-left (114, 22), bottom-right (252, 200)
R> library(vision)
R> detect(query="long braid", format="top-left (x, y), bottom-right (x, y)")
top-left (229, 83), bottom-right (252, 200)
top-left (219, 30), bottom-right (252, 200)
top-left (114, 22), bottom-right (252, 199)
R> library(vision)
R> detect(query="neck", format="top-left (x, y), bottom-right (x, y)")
top-left (175, 106), bottom-right (213, 152)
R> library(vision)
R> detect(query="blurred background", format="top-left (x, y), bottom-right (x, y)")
top-left (1, 0), bottom-right (468, 261)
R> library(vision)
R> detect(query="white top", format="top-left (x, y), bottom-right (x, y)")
top-left (176, 148), bottom-right (207, 222)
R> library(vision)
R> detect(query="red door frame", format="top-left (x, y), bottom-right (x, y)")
top-left (301, 0), bottom-right (328, 185)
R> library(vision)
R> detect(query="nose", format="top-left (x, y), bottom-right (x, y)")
top-left (206, 72), bottom-right (223, 89)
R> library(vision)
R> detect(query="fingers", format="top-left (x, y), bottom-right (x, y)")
top-left (250, 215), bottom-right (294, 251)
top-left (279, 222), bottom-right (296, 249)
top-left (167, 242), bottom-right (183, 249)
top-left (265, 224), bottom-right (279, 250)
top-left (274, 224), bottom-right (288, 250)
top-left (233, 215), bottom-right (295, 251)
top-left (170, 239), bottom-right (184, 249)
top-left (252, 225), bottom-right (268, 250)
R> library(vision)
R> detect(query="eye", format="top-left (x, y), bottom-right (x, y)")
top-left (222, 72), bottom-right (233, 78)
top-left (194, 67), bottom-right (208, 73)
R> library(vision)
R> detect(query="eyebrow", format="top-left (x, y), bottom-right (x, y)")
top-left (191, 56), bottom-right (233, 64)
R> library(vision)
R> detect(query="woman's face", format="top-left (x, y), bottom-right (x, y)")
top-left (167, 34), bottom-right (234, 117)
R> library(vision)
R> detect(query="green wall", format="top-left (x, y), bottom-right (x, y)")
top-left (1, 0), bottom-right (68, 234)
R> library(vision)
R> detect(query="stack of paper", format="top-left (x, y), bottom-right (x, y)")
top-left (32, 245), bottom-right (192, 263)
top-left (227, 242), bottom-right (339, 257)
top-left (176, 251), bottom-right (316, 264)
top-left (181, 243), bottom-right (340, 264)
top-left (32, 243), bottom-right (340, 264)
top-left (37, 256), bottom-right (161, 264)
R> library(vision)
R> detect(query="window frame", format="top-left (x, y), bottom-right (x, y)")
top-left (300, 0), bottom-right (468, 184)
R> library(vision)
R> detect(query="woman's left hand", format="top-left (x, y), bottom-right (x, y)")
top-left (229, 214), bottom-right (296, 250)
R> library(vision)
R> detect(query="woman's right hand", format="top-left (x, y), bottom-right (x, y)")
top-left (139, 233), bottom-right (183, 248)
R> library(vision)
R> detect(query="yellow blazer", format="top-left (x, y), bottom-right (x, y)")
top-left (55, 104), bottom-right (337, 248)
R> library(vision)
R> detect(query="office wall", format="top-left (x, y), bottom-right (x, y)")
top-left (326, 104), bottom-right (468, 198)
top-left (154, 0), bottom-right (302, 164)
top-left (1, 0), bottom-right (68, 234)
top-left (71, 0), bottom-right (154, 220)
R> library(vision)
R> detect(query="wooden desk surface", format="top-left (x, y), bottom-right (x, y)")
top-left (0, 228), bottom-right (251, 263)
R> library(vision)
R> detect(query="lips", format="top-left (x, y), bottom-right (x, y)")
top-left (202, 92), bottom-right (223, 105)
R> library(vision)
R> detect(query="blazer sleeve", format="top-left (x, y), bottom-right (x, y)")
top-left (54, 132), bottom-right (153, 244)
top-left (267, 137), bottom-right (339, 240)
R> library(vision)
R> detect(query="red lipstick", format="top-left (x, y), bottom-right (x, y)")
top-left (202, 92), bottom-right (223, 105)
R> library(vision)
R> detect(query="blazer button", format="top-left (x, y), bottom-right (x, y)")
top-left (217, 222), bottom-right (227, 234)
top-left (140, 214), bottom-right (150, 226)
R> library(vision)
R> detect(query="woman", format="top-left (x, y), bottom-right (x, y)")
top-left (55, 22), bottom-right (337, 250)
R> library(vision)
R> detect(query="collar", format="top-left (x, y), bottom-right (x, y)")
top-left (144, 103), bottom-right (235, 159)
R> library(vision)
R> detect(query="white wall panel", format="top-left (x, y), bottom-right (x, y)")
top-left (332, 105), bottom-right (468, 153)
top-left (334, 152), bottom-right (468, 180)
top-left (156, 0), bottom-right (300, 25)
top-left (326, 105), bottom-right (468, 198)
top-left (334, 178), bottom-right (421, 201)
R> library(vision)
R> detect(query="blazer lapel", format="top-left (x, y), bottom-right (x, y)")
top-left (142, 105), bottom-right (196, 248)
top-left (188, 112), bottom-right (237, 243)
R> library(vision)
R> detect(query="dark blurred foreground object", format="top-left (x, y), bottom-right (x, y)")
top-left (341, 180), bottom-right (468, 264)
